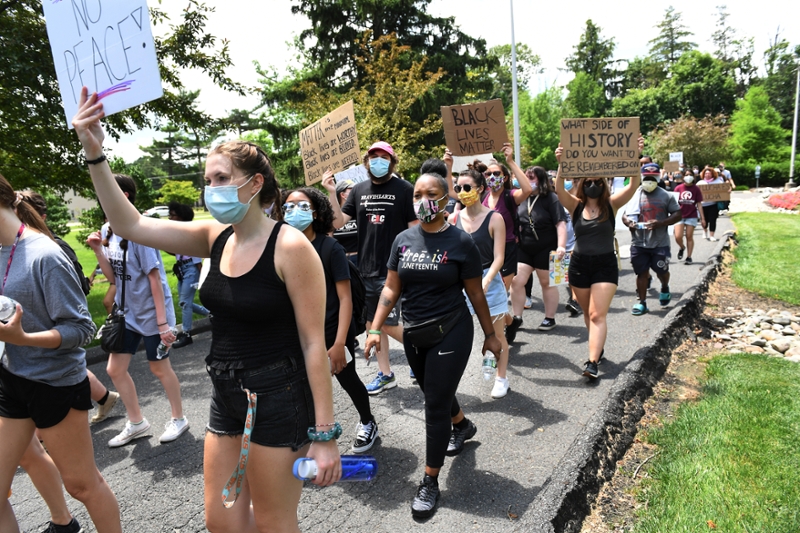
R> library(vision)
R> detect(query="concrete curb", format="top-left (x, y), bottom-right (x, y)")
top-left (526, 231), bottom-right (735, 533)
top-left (84, 317), bottom-right (213, 366)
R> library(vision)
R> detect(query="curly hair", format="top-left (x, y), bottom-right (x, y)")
top-left (525, 166), bottom-right (552, 195)
top-left (281, 187), bottom-right (334, 235)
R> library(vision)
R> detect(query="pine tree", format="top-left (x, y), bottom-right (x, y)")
top-left (649, 6), bottom-right (697, 67)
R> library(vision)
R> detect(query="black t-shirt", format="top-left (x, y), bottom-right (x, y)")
top-left (341, 177), bottom-right (416, 278)
top-left (311, 234), bottom-right (351, 340)
top-left (333, 219), bottom-right (358, 254)
top-left (387, 225), bottom-right (483, 324)
top-left (517, 192), bottom-right (565, 243)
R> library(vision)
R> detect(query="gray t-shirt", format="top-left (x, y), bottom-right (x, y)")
top-left (103, 230), bottom-right (175, 336)
top-left (1, 232), bottom-right (94, 386)
top-left (627, 188), bottom-right (681, 249)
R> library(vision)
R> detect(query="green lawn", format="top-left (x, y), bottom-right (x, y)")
top-left (731, 212), bottom-right (800, 305)
top-left (637, 354), bottom-right (800, 533)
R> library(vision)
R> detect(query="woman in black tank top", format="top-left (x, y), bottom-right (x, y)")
top-left (554, 139), bottom-right (643, 380)
top-left (75, 95), bottom-right (341, 533)
top-left (451, 169), bottom-right (511, 398)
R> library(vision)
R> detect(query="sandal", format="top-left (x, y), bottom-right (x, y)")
top-left (659, 288), bottom-right (671, 306)
top-left (631, 303), bottom-right (649, 316)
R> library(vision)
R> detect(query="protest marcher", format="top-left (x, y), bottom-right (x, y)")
top-left (561, 180), bottom-right (583, 317)
top-left (621, 163), bottom-right (682, 316)
top-left (329, 178), bottom-right (359, 266)
top-left (166, 202), bottom-right (211, 349)
top-left (21, 191), bottom-right (120, 423)
top-left (87, 176), bottom-right (188, 448)
top-left (717, 162), bottom-right (734, 214)
top-left (329, 141), bottom-right (417, 395)
top-left (449, 169), bottom-right (510, 398)
top-left (673, 173), bottom-right (706, 265)
top-left (282, 187), bottom-right (378, 453)
top-left (365, 173), bottom-right (502, 518)
top-left (0, 174), bottom-right (121, 533)
top-left (73, 88), bottom-right (341, 532)
top-left (700, 166), bottom-right (725, 241)
top-left (507, 166), bottom-right (566, 340)
top-left (554, 136), bottom-right (644, 379)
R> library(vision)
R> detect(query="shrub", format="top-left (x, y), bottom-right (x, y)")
top-left (768, 191), bottom-right (800, 210)
top-left (726, 160), bottom-right (799, 188)
top-left (734, 185), bottom-right (750, 191)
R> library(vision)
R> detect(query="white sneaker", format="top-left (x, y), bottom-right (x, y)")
top-left (491, 377), bottom-right (510, 399)
top-left (524, 296), bottom-right (533, 309)
top-left (159, 417), bottom-right (190, 443)
top-left (91, 390), bottom-right (119, 423)
top-left (108, 419), bottom-right (151, 448)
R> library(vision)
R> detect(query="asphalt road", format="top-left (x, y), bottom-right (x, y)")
top-left (11, 216), bottom-right (734, 533)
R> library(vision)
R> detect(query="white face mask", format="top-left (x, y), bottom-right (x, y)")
top-left (684, 176), bottom-right (694, 185)
top-left (641, 180), bottom-right (658, 193)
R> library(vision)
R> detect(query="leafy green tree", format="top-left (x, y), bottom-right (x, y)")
top-left (649, 6), bottom-right (696, 67)
top-left (0, 0), bottom-right (243, 193)
top-left (761, 36), bottom-right (800, 130)
top-left (39, 189), bottom-right (72, 238)
top-left (648, 115), bottom-right (730, 169)
top-left (564, 72), bottom-right (608, 118)
top-left (565, 20), bottom-right (619, 97)
top-left (158, 181), bottom-right (201, 206)
top-left (711, 6), bottom-right (757, 97)
top-left (618, 56), bottom-right (668, 95)
top-left (519, 87), bottom-right (564, 169)
top-left (611, 87), bottom-right (678, 134)
top-left (666, 51), bottom-right (737, 119)
top-left (136, 124), bottom-right (193, 181)
top-left (729, 86), bottom-right (789, 164)
top-left (485, 44), bottom-right (541, 110)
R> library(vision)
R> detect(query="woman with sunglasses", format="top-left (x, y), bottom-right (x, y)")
top-left (554, 136), bottom-right (643, 379)
top-left (281, 187), bottom-right (378, 453)
top-left (72, 88), bottom-right (340, 533)
top-left (450, 170), bottom-right (510, 398)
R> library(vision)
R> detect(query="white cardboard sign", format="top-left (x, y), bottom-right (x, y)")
top-left (42, 0), bottom-right (163, 128)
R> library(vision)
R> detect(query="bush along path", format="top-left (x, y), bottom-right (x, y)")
top-left (580, 251), bottom-right (800, 533)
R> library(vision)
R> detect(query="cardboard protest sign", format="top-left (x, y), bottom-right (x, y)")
top-left (669, 152), bottom-right (684, 164)
top-left (549, 252), bottom-right (571, 286)
top-left (441, 99), bottom-right (508, 156)
top-left (559, 118), bottom-right (640, 178)
top-left (335, 164), bottom-right (369, 185)
top-left (299, 100), bottom-right (360, 185)
top-left (664, 161), bottom-right (680, 173)
top-left (696, 182), bottom-right (731, 202)
top-left (42, 0), bottom-right (163, 128)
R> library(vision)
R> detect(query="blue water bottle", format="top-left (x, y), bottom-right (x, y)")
top-left (293, 455), bottom-right (378, 482)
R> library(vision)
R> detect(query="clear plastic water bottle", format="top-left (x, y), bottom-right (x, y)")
top-left (636, 222), bottom-right (647, 230)
top-left (482, 354), bottom-right (497, 381)
top-left (0, 295), bottom-right (17, 323)
top-left (156, 327), bottom-right (177, 359)
top-left (293, 455), bottom-right (378, 482)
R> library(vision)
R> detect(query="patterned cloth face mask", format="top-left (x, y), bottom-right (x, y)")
top-left (485, 172), bottom-right (504, 191)
top-left (457, 188), bottom-right (480, 207)
top-left (413, 195), bottom-right (447, 223)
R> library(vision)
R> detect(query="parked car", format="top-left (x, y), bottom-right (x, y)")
top-left (143, 205), bottom-right (170, 218)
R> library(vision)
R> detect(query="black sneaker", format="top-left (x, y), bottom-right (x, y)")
top-left (565, 299), bottom-right (582, 317)
top-left (411, 475), bottom-right (440, 518)
top-left (583, 360), bottom-right (599, 379)
top-left (685, 257), bottom-right (693, 265)
top-left (445, 420), bottom-right (477, 456)
top-left (505, 316), bottom-right (523, 344)
top-left (47, 518), bottom-right (83, 533)
top-left (172, 332), bottom-right (193, 349)
top-left (677, 248), bottom-right (685, 260)
top-left (351, 420), bottom-right (378, 453)
top-left (538, 317), bottom-right (556, 331)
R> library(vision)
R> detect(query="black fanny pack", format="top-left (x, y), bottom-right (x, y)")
top-left (403, 308), bottom-right (464, 349)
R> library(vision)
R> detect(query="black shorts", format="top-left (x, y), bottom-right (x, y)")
top-left (0, 366), bottom-right (92, 429)
top-left (500, 240), bottom-right (518, 278)
top-left (121, 327), bottom-right (166, 362)
top-left (364, 276), bottom-right (400, 326)
top-left (206, 356), bottom-right (314, 450)
top-left (518, 233), bottom-right (558, 271)
top-left (568, 252), bottom-right (619, 289)
top-left (630, 246), bottom-right (670, 276)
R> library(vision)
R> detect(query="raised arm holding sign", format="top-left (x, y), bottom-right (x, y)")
top-left (558, 118), bottom-right (640, 178)
top-left (299, 101), bottom-right (361, 185)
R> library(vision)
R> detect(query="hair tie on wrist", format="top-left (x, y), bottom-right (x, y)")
top-left (12, 192), bottom-right (23, 208)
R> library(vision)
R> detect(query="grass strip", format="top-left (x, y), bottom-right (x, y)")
top-left (636, 354), bottom-right (800, 533)
top-left (731, 212), bottom-right (800, 305)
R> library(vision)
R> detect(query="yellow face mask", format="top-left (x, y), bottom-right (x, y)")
top-left (457, 189), bottom-right (480, 207)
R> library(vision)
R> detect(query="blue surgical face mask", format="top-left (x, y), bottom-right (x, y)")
top-left (512, 178), bottom-right (520, 188)
top-left (284, 208), bottom-right (314, 231)
top-left (369, 158), bottom-right (390, 178)
top-left (564, 180), bottom-right (573, 191)
top-left (204, 175), bottom-right (258, 225)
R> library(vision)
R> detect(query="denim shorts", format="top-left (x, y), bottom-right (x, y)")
top-left (364, 276), bottom-right (400, 326)
top-left (206, 356), bottom-right (314, 450)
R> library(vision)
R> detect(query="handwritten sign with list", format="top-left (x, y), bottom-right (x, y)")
top-left (559, 117), bottom-right (640, 178)
top-left (299, 100), bottom-right (361, 185)
top-left (42, 0), bottom-right (163, 128)
top-left (441, 99), bottom-right (508, 157)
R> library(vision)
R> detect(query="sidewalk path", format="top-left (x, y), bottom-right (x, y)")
top-left (11, 217), bottom-right (735, 533)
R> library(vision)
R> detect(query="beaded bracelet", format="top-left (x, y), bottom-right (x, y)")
top-left (307, 422), bottom-right (342, 442)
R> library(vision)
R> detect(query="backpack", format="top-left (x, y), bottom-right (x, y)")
top-left (54, 236), bottom-right (91, 296)
top-left (319, 237), bottom-right (367, 336)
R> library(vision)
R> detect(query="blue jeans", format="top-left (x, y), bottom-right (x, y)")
top-left (177, 262), bottom-right (209, 333)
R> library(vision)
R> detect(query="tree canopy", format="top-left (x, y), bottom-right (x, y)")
top-left (648, 6), bottom-right (697, 66)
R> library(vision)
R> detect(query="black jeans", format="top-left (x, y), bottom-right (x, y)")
top-left (703, 203), bottom-right (720, 233)
top-left (403, 310), bottom-right (473, 469)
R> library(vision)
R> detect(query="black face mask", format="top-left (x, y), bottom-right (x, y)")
top-left (584, 181), bottom-right (603, 199)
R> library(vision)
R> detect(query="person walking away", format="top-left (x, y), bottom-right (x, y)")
top-left (621, 163), bottom-right (682, 316)
top-left (673, 173), bottom-right (705, 265)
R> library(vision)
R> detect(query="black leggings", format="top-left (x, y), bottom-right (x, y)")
top-left (327, 332), bottom-right (373, 425)
top-left (403, 310), bottom-right (473, 469)
top-left (702, 203), bottom-right (719, 233)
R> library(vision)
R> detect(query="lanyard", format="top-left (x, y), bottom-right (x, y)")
top-left (221, 386), bottom-right (257, 508)
top-left (1, 224), bottom-right (25, 295)
top-left (526, 196), bottom-right (540, 240)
